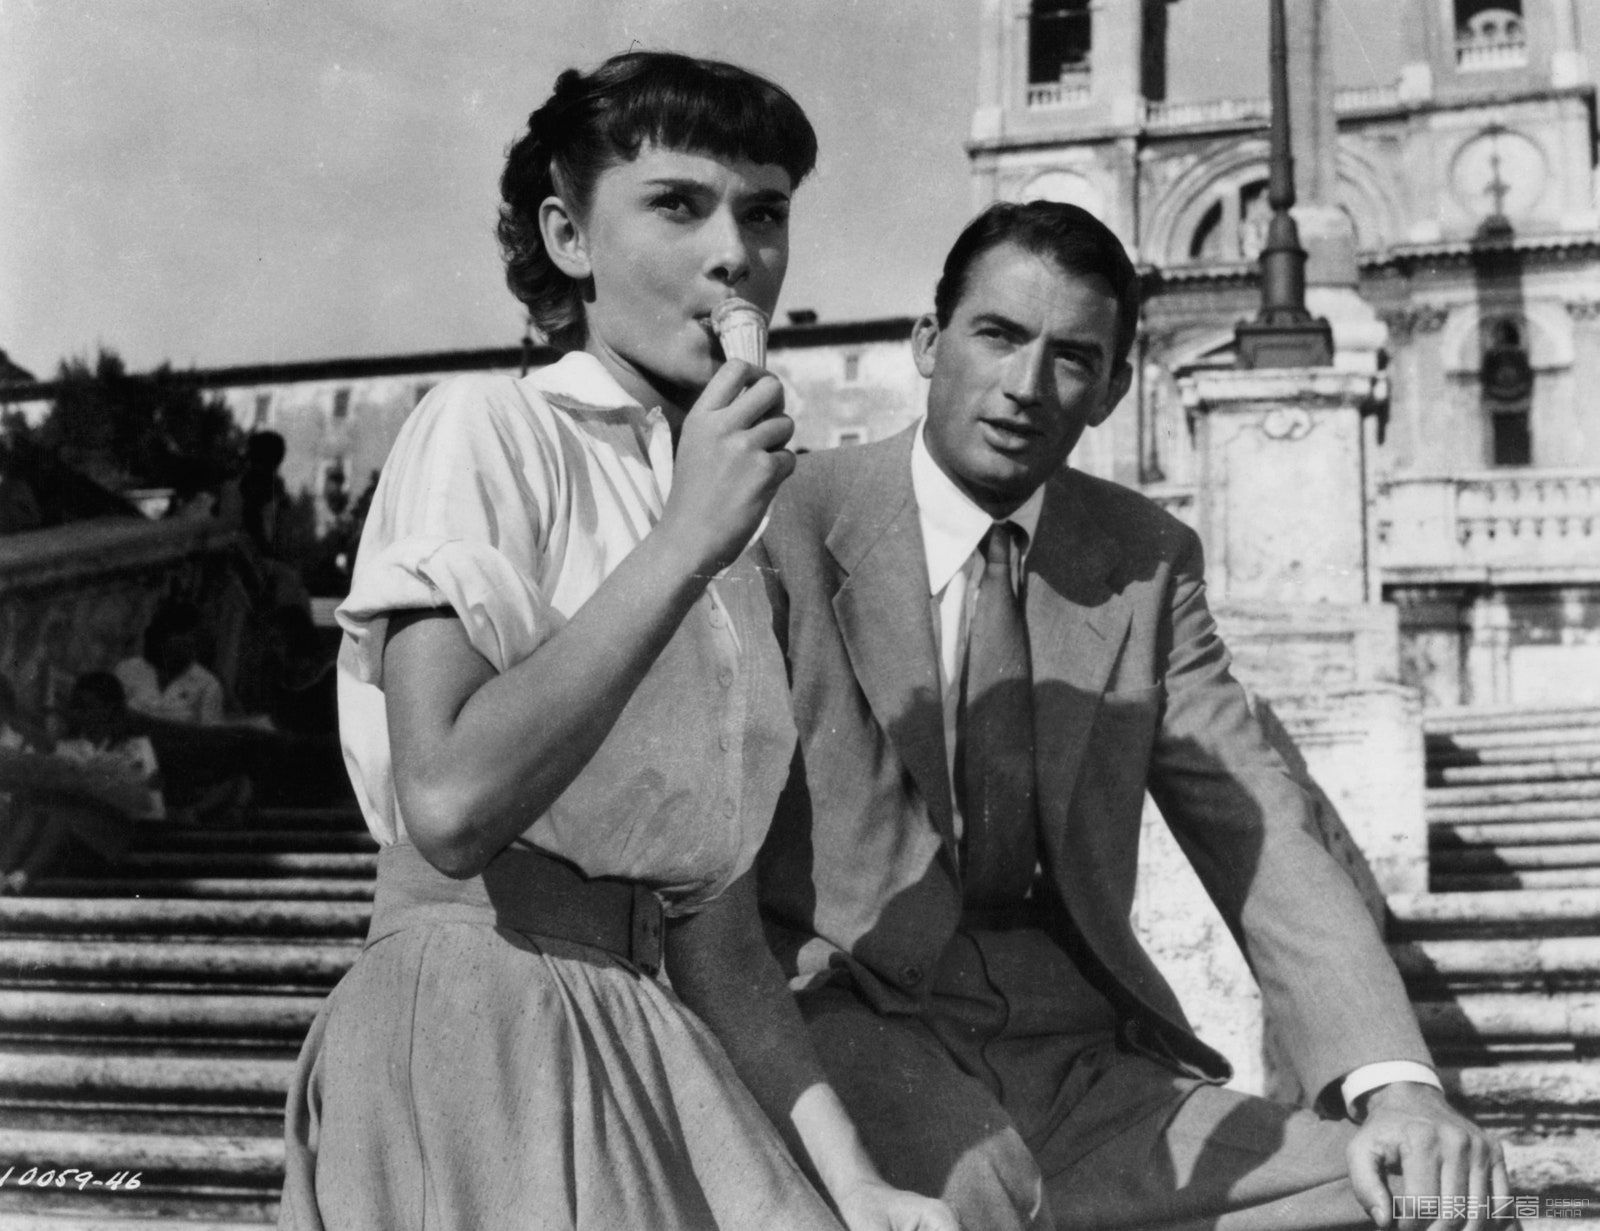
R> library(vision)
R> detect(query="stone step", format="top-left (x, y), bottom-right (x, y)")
top-left (20, 876), bottom-right (375, 902)
top-left (0, 1051), bottom-right (295, 1115)
top-left (1442, 1061), bottom-right (1600, 1126)
top-left (1393, 938), bottom-right (1600, 988)
top-left (1427, 797), bottom-right (1600, 825)
top-left (118, 852), bottom-right (377, 876)
top-left (1425, 706), bottom-right (1600, 736)
top-left (0, 1215), bottom-right (273, 1230)
top-left (1389, 888), bottom-right (1600, 938)
top-left (1414, 992), bottom-right (1600, 1044)
top-left (0, 939), bottom-right (359, 989)
top-left (0, 1216), bottom-right (275, 1222)
top-left (1432, 869), bottom-right (1600, 892)
top-left (1432, 844), bottom-right (1600, 872)
top-left (0, 1127), bottom-right (282, 1203)
top-left (131, 828), bottom-right (378, 854)
top-left (1429, 739), bottom-right (1600, 767)
top-left (0, 990), bottom-right (320, 1043)
top-left (1427, 778), bottom-right (1600, 808)
top-left (245, 806), bottom-right (363, 830)
top-left (1434, 819), bottom-right (1600, 847)
top-left (0, 899), bottom-right (369, 939)
top-left (1433, 758), bottom-right (1600, 786)
top-left (1500, 1129), bottom-right (1600, 1198)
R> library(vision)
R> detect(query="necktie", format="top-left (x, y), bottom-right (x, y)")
top-left (957, 522), bottom-right (1039, 909)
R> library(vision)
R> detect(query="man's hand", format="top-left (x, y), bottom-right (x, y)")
top-left (1347, 1082), bottom-right (1512, 1231)
top-left (834, 1176), bottom-right (961, 1231)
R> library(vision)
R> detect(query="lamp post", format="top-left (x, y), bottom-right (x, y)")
top-left (1235, 0), bottom-right (1335, 368)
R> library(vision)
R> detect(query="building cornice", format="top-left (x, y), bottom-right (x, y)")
top-left (0, 318), bottom-right (923, 405)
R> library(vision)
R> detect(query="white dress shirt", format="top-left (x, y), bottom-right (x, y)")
top-left (906, 422), bottom-right (1438, 1114)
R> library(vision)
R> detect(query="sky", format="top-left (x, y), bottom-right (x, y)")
top-left (3, 1), bottom-right (1421, 377)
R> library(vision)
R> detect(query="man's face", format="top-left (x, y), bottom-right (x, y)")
top-left (914, 241), bottom-right (1131, 516)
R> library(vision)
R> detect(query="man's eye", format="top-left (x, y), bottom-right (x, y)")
top-left (746, 205), bottom-right (789, 228)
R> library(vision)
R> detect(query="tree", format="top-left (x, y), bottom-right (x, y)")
top-left (37, 349), bottom-right (243, 494)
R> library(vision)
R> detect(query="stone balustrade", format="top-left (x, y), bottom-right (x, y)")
top-left (1136, 85), bottom-right (1399, 130)
top-left (1141, 470), bottom-right (1600, 585)
top-left (1376, 470), bottom-right (1600, 585)
top-left (0, 518), bottom-right (249, 719)
top-left (1024, 68), bottom-right (1091, 110)
top-left (1456, 35), bottom-right (1529, 72)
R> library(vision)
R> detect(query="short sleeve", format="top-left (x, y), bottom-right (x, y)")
top-left (337, 376), bottom-right (568, 683)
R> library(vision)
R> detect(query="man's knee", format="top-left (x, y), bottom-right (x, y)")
top-left (944, 1123), bottom-right (1051, 1231)
top-left (798, 987), bottom-right (1051, 1229)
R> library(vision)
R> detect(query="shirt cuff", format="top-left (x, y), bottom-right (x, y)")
top-left (1342, 1061), bottom-right (1443, 1118)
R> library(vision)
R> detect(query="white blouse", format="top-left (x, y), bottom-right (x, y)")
top-left (336, 353), bottom-right (795, 914)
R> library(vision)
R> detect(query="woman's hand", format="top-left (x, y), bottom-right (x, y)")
top-left (834, 1177), bottom-right (962, 1231)
top-left (658, 359), bottom-right (794, 575)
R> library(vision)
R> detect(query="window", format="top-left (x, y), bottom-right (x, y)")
top-left (253, 393), bottom-right (272, 426)
top-left (1455, 2), bottom-right (1526, 68)
top-left (843, 351), bottom-right (861, 383)
top-left (1482, 319), bottom-right (1533, 466)
top-left (1491, 412), bottom-right (1531, 466)
top-left (332, 388), bottom-right (350, 420)
top-left (1028, 0), bottom-right (1092, 85)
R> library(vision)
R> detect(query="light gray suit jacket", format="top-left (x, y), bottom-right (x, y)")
top-left (755, 428), bottom-right (1431, 1108)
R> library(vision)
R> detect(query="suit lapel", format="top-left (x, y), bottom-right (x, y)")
top-left (1027, 470), bottom-right (1132, 833)
top-left (827, 435), bottom-right (957, 855)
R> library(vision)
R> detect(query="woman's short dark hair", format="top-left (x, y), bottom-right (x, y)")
top-left (498, 51), bottom-right (818, 350)
top-left (933, 201), bottom-right (1142, 367)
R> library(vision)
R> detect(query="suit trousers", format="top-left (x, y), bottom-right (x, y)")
top-left (801, 926), bottom-right (1370, 1231)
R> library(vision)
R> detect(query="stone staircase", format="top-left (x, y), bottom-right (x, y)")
top-left (5, 708), bottom-right (1600, 1224)
top-left (0, 806), bottom-right (373, 1227)
top-left (1387, 705), bottom-right (1600, 1221)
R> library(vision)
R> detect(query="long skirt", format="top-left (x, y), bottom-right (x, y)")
top-left (278, 844), bottom-right (842, 1231)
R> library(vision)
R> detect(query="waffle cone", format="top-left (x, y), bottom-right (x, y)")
top-left (712, 299), bottom-right (768, 367)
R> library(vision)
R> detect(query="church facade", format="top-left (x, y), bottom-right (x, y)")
top-left (967, 0), bottom-right (1600, 708)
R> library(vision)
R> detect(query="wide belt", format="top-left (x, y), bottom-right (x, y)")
top-left (368, 841), bottom-right (665, 976)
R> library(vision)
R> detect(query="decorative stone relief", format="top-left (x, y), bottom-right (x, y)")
top-left (1380, 304), bottom-right (1451, 343)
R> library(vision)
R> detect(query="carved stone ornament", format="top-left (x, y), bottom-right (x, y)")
top-left (1380, 304), bottom-right (1451, 342)
top-left (1260, 406), bottom-right (1315, 441)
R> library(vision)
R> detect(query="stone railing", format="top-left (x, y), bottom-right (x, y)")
top-left (1025, 67), bottom-right (1092, 110)
top-left (0, 517), bottom-right (249, 719)
top-left (1332, 83), bottom-right (1401, 112)
top-left (1375, 470), bottom-right (1600, 583)
top-left (1141, 96), bottom-right (1267, 128)
top-left (1138, 84), bottom-right (1401, 130)
top-left (1456, 35), bottom-right (1528, 72)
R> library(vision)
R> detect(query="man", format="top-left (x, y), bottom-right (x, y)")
top-left (755, 201), bottom-right (1505, 1230)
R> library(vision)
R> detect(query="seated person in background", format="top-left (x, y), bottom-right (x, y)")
top-left (0, 675), bottom-right (48, 755)
top-left (260, 604), bottom-right (337, 738)
top-left (115, 601), bottom-right (226, 726)
top-left (0, 671), bottom-right (163, 895)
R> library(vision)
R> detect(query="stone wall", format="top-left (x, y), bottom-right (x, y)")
top-left (0, 518), bottom-right (249, 721)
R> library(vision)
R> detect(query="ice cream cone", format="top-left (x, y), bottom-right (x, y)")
top-left (712, 298), bottom-right (768, 367)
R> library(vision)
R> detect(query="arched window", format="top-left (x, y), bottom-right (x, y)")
top-left (1455, 1), bottom-right (1526, 68)
top-left (1481, 318), bottom-right (1533, 466)
top-left (1029, 0), bottom-right (1092, 84)
top-left (1185, 177), bottom-right (1270, 264)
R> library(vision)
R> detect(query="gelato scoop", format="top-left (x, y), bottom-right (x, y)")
top-left (711, 298), bottom-right (769, 367)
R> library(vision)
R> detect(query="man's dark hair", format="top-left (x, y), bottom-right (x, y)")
top-left (70, 670), bottom-right (126, 713)
top-left (498, 51), bottom-right (819, 350)
top-left (933, 201), bottom-right (1141, 366)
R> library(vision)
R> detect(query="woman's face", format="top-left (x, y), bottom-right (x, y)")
top-left (572, 143), bottom-right (793, 412)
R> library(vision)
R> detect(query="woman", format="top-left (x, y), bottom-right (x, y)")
top-left (279, 52), bottom-right (955, 1231)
